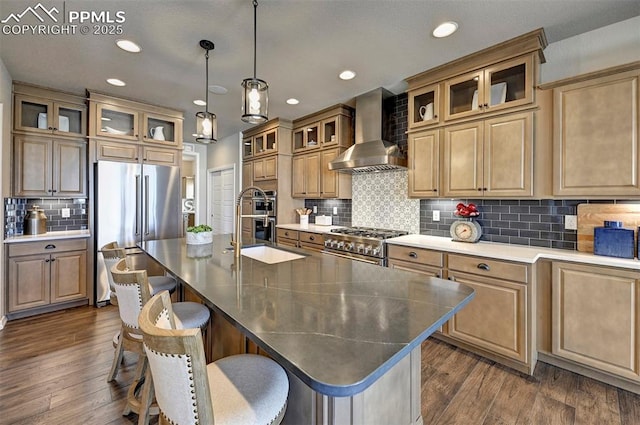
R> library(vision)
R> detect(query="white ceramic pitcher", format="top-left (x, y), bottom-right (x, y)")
top-left (150, 126), bottom-right (165, 140)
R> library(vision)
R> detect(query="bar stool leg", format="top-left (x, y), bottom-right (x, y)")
top-left (107, 326), bottom-right (125, 382)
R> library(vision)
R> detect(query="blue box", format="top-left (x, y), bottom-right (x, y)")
top-left (593, 222), bottom-right (634, 259)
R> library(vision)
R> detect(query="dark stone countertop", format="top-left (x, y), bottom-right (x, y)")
top-left (140, 235), bottom-right (474, 397)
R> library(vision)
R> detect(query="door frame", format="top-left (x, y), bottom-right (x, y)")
top-left (207, 164), bottom-right (236, 232)
top-left (182, 145), bottom-right (202, 224)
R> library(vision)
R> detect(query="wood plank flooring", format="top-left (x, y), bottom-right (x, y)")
top-left (1, 305), bottom-right (639, 425)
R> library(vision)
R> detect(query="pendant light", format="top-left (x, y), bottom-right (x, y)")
top-left (241, 0), bottom-right (268, 124)
top-left (196, 39), bottom-right (217, 143)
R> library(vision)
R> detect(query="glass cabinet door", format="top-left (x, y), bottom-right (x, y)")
top-left (254, 133), bottom-right (264, 154)
top-left (305, 124), bottom-right (319, 149)
top-left (322, 118), bottom-right (338, 145)
top-left (484, 55), bottom-right (533, 113)
top-left (444, 70), bottom-right (483, 121)
top-left (264, 129), bottom-right (277, 152)
top-left (243, 137), bottom-right (253, 158)
top-left (293, 128), bottom-right (305, 152)
top-left (14, 95), bottom-right (53, 133)
top-left (143, 113), bottom-right (180, 146)
top-left (96, 104), bottom-right (139, 141)
top-left (408, 84), bottom-right (440, 129)
top-left (54, 102), bottom-right (85, 136)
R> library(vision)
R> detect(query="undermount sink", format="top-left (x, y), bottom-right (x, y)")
top-left (240, 245), bottom-right (306, 264)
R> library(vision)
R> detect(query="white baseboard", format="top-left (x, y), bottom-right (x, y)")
top-left (0, 315), bottom-right (6, 330)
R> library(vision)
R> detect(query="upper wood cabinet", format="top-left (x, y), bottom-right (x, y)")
top-left (442, 112), bottom-right (533, 198)
top-left (292, 104), bottom-right (354, 153)
top-left (253, 156), bottom-right (278, 181)
top-left (551, 261), bottom-right (640, 382)
top-left (320, 148), bottom-right (352, 199)
top-left (88, 91), bottom-right (183, 150)
top-left (252, 127), bottom-right (278, 157)
top-left (408, 84), bottom-right (441, 130)
top-left (292, 152), bottom-right (320, 198)
top-left (13, 83), bottom-right (87, 138)
top-left (542, 63), bottom-right (640, 197)
top-left (13, 134), bottom-right (87, 198)
top-left (94, 139), bottom-right (180, 166)
top-left (408, 129), bottom-right (440, 197)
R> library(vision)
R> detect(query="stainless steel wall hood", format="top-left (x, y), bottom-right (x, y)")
top-left (329, 87), bottom-right (407, 173)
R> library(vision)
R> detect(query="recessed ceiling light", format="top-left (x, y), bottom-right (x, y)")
top-left (209, 85), bottom-right (228, 95)
top-left (432, 21), bottom-right (458, 38)
top-left (286, 98), bottom-right (299, 105)
top-left (193, 99), bottom-right (206, 106)
top-left (339, 70), bottom-right (356, 80)
top-left (107, 78), bottom-right (126, 87)
top-left (116, 39), bottom-right (141, 53)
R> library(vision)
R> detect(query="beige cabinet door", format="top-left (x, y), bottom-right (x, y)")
top-left (143, 146), bottom-right (180, 166)
top-left (552, 262), bottom-right (640, 381)
top-left (13, 134), bottom-right (52, 197)
top-left (447, 271), bottom-right (527, 363)
top-left (320, 148), bottom-right (352, 199)
top-left (292, 155), bottom-right (306, 197)
top-left (95, 139), bottom-right (139, 162)
top-left (388, 259), bottom-right (442, 278)
top-left (553, 69), bottom-right (640, 196)
top-left (50, 250), bottom-right (87, 303)
top-left (253, 158), bottom-right (265, 180)
top-left (483, 112), bottom-right (532, 197)
top-left (53, 139), bottom-right (87, 197)
top-left (94, 103), bottom-right (140, 141)
top-left (408, 129), bottom-right (440, 197)
top-left (443, 121), bottom-right (483, 197)
top-left (8, 254), bottom-right (50, 312)
top-left (304, 152), bottom-right (321, 198)
top-left (142, 112), bottom-right (183, 149)
top-left (242, 161), bottom-right (253, 190)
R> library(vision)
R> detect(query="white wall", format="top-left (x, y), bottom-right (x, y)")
top-left (0, 58), bottom-right (13, 328)
top-left (206, 132), bottom-right (242, 193)
top-left (541, 16), bottom-right (640, 83)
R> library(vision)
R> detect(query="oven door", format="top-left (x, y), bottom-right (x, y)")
top-left (322, 250), bottom-right (384, 266)
top-left (253, 199), bottom-right (276, 216)
top-left (254, 217), bottom-right (276, 242)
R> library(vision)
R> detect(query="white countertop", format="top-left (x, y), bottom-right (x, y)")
top-left (386, 234), bottom-right (640, 270)
top-left (4, 229), bottom-right (91, 244)
top-left (277, 223), bottom-right (344, 233)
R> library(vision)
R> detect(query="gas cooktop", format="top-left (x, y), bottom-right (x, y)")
top-left (330, 227), bottom-right (409, 240)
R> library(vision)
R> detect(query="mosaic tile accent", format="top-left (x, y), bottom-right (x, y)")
top-left (420, 199), bottom-right (640, 251)
top-left (4, 198), bottom-right (88, 237)
top-left (352, 170), bottom-right (420, 234)
top-left (304, 199), bottom-right (352, 226)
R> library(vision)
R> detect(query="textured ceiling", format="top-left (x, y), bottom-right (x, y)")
top-left (1, 0), bottom-right (638, 140)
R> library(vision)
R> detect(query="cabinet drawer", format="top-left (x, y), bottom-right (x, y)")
top-left (387, 245), bottom-right (443, 268)
top-left (448, 254), bottom-right (528, 283)
top-left (8, 238), bottom-right (87, 257)
top-left (299, 231), bottom-right (323, 246)
top-left (277, 228), bottom-right (299, 240)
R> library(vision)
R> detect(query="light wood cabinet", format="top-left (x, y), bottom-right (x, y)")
top-left (276, 228), bottom-right (299, 248)
top-left (251, 127), bottom-right (278, 157)
top-left (408, 84), bottom-right (441, 130)
top-left (88, 91), bottom-right (183, 150)
top-left (7, 239), bottom-right (88, 317)
top-left (320, 148), bottom-right (352, 199)
top-left (253, 155), bottom-right (277, 181)
top-left (387, 245), bottom-right (444, 278)
top-left (292, 153), bottom-right (320, 197)
top-left (94, 139), bottom-right (180, 166)
top-left (292, 104), bottom-right (353, 153)
top-left (442, 112), bottom-right (532, 197)
top-left (242, 161), bottom-right (253, 190)
top-left (298, 231), bottom-right (324, 252)
top-left (546, 64), bottom-right (640, 197)
top-left (408, 129), bottom-right (440, 197)
top-left (13, 134), bottom-right (87, 198)
top-left (551, 261), bottom-right (640, 381)
top-left (445, 254), bottom-right (530, 368)
top-left (14, 93), bottom-right (86, 138)
top-left (242, 136), bottom-right (253, 159)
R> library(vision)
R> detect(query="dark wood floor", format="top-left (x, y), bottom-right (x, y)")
top-left (1, 305), bottom-right (639, 425)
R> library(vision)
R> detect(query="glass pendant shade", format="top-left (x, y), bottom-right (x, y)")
top-left (196, 111), bottom-right (217, 143)
top-left (241, 78), bottom-right (268, 124)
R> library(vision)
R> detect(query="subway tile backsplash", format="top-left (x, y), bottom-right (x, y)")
top-left (304, 199), bottom-right (352, 227)
top-left (5, 198), bottom-right (88, 237)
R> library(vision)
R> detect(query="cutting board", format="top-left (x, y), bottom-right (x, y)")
top-left (577, 203), bottom-right (640, 252)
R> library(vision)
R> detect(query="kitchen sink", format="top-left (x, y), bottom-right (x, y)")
top-left (240, 245), bottom-right (306, 264)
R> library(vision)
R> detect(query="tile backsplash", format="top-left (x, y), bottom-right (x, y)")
top-left (304, 199), bottom-right (352, 227)
top-left (5, 198), bottom-right (88, 237)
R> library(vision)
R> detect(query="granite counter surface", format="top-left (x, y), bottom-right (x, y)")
top-left (140, 235), bottom-right (474, 397)
top-left (4, 229), bottom-right (90, 244)
top-left (386, 234), bottom-right (640, 270)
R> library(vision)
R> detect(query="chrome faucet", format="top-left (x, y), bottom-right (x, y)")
top-left (232, 186), bottom-right (270, 258)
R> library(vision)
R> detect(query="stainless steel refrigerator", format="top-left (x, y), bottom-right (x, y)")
top-left (95, 160), bottom-right (181, 305)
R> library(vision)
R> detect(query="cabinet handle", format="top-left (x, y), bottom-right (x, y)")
top-left (477, 188), bottom-right (482, 191)
top-left (45, 259), bottom-right (50, 263)
top-left (45, 244), bottom-right (56, 249)
top-left (285, 232), bottom-right (289, 236)
top-left (48, 126), bottom-right (53, 130)
top-left (484, 187), bottom-right (487, 191)
top-left (51, 190), bottom-right (57, 193)
top-left (448, 276), bottom-right (456, 282)
top-left (477, 263), bottom-right (490, 271)
top-left (309, 236), bottom-right (315, 241)
top-left (432, 189), bottom-right (437, 192)
top-left (483, 103), bottom-right (488, 108)
top-left (435, 272), bottom-right (441, 278)
top-left (53, 127), bottom-right (58, 131)
top-left (408, 251), bottom-right (418, 258)
top-left (50, 258), bottom-right (56, 262)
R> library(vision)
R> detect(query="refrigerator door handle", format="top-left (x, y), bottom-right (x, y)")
top-left (144, 175), bottom-right (150, 235)
top-left (135, 174), bottom-right (141, 236)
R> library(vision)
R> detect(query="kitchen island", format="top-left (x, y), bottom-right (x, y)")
top-left (140, 235), bottom-right (474, 425)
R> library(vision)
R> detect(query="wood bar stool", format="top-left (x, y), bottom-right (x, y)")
top-left (139, 291), bottom-right (289, 425)
top-left (108, 258), bottom-right (211, 425)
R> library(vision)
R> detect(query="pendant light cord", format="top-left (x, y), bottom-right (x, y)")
top-left (253, 0), bottom-right (258, 79)
top-left (205, 49), bottom-right (210, 112)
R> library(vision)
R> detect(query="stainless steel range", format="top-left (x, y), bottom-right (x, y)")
top-left (323, 227), bottom-right (409, 265)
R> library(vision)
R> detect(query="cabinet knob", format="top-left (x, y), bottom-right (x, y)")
top-left (477, 263), bottom-right (490, 271)
top-left (434, 114), bottom-right (438, 118)
top-left (48, 127), bottom-right (53, 130)
top-left (432, 189), bottom-right (437, 192)
top-left (309, 236), bottom-right (315, 241)
top-left (477, 188), bottom-right (483, 191)
top-left (45, 259), bottom-right (50, 263)
top-left (483, 103), bottom-right (489, 108)
top-left (53, 127), bottom-right (58, 131)
top-left (408, 251), bottom-right (418, 258)
top-left (50, 258), bottom-right (56, 262)
top-left (285, 232), bottom-right (289, 236)
top-left (51, 190), bottom-right (57, 193)
top-left (448, 276), bottom-right (456, 282)
top-left (45, 244), bottom-right (56, 249)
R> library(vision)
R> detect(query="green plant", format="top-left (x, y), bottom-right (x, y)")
top-left (186, 224), bottom-right (212, 233)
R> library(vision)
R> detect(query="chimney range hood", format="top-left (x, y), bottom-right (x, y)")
top-left (328, 87), bottom-right (407, 173)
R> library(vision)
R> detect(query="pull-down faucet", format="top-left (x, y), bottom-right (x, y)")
top-left (231, 186), bottom-right (269, 258)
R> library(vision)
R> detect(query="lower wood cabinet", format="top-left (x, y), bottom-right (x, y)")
top-left (551, 261), bottom-right (640, 382)
top-left (276, 228), bottom-right (299, 248)
top-left (253, 155), bottom-right (277, 181)
top-left (7, 239), bottom-right (88, 317)
top-left (387, 244), bottom-right (443, 277)
top-left (298, 231), bottom-right (324, 251)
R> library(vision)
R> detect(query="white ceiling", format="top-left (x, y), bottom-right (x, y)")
top-left (1, 0), bottom-right (638, 141)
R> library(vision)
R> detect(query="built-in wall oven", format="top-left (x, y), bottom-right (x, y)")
top-left (253, 191), bottom-right (276, 242)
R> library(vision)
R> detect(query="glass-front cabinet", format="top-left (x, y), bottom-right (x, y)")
top-left (14, 94), bottom-right (86, 137)
top-left (253, 128), bottom-right (278, 156)
top-left (322, 117), bottom-right (339, 146)
top-left (142, 113), bottom-right (182, 147)
top-left (444, 55), bottom-right (533, 121)
top-left (242, 136), bottom-right (253, 158)
top-left (408, 84), bottom-right (440, 129)
top-left (95, 103), bottom-right (140, 141)
top-left (293, 122), bottom-right (320, 152)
